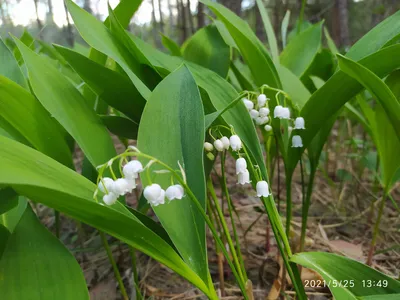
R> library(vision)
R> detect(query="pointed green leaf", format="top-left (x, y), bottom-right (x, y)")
top-left (13, 38), bottom-right (116, 168)
top-left (161, 34), bottom-right (182, 56)
top-left (256, 0), bottom-right (279, 63)
top-left (0, 188), bottom-right (18, 215)
top-left (100, 115), bottom-right (138, 140)
top-left (0, 37), bottom-right (27, 88)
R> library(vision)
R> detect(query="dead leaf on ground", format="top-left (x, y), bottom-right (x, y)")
top-left (329, 240), bottom-right (364, 261)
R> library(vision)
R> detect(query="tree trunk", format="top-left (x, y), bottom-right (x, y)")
top-left (332, 0), bottom-right (340, 46)
top-left (197, 1), bottom-right (205, 29)
top-left (63, 2), bottom-right (74, 47)
top-left (221, 0), bottom-right (242, 17)
top-left (187, 0), bottom-right (194, 34)
top-left (158, 0), bottom-right (164, 33)
top-left (151, 0), bottom-right (161, 46)
top-left (178, 0), bottom-right (188, 44)
top-left (33, 0), bottom-right (43, 32)
top-left (83, 0), bottom-right (92, 14)
top-left (338, 0), bottom-right (350, 46)
top-left (47, 0), bottom-right (54, 23)
top-left (255, 2), bottom-right (265, 42)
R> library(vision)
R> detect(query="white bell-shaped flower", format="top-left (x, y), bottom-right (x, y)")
top-left (98, 177), bottom-right (114, 194)
top-left (126, 179), bottom-right (136, 193)
top-left (257, 94), bottom-right (268, 107)
top-left (292, 135), bottom-right (303, 148)
top-left (236, 157), bottom-right (247, 174)
top-left (259, 107), bottom-right (270, 117)
top-left (242, 98), bottom-right (254, 111)
top-left (264, 124), bottom-right (272, 131)
top-left (220, 136), bottom-right (230, 150)
top-left (280, 107), bottom-right (291, 119)
top-left (238, 169), bottom-right (251, 185)
top-left (166, 184), bottom-right (185, 201)
top-left (294, 117), bottom-right (305, 129)
top-left (144, 184), bottom-right (165, 206)
top-left (274, 105), bottom-right (283, 118)
top-left (230, 135), bottom-right (242, 151)
top-left (249, 109), bottom-right (259, 119)
top-left (214, 139), bottom-right (224, 152)
top-left (154, 189), bottom-right (166, 206)
top-left (113, 178), bottom-right (130, 196)
top-left (204, 142), bottom-right (214, 152)
top-left (103, 192), bottom-right (118, 205)
top-left (123, 160), bottom-right (143, 179)
top-left (255, 116), bottom-right (269, 125)
top-left (256, 181), bottom-right (271, 197)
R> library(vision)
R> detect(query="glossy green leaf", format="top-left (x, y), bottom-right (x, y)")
top-left (0, 188), bottom-right (18, 215)
top-left (291, 252), bottom-right (400, 299)
top-left (256, 0), bottom-right (279, 63)
top-left (100, 115), bottom-right (138, 140)
top-left (182, 25), bottom-right (230, 78)
top-left (104, 0), bottom-right (142, 29)
top-left (337, 55), bottom-right (400, 142)
top-left (280, 22), bottom-right (323, 77)
top-left (281, 10), bottom-right (291, 48)
top-left (0, 75), bottom-right (73, 167)
top-left (0, 197), bottom-right (26, 234)
top-left (230, 60), bottom-right (255, 91)
top-left (0, 206), bottom-right (89, 299)
top-left (55, 45), bottom-right (144, 122)
top-left (277, 65), bottom-right (310, 109)
top-left (0, 37), bottom-right (27, 88)
top-left (64, 0), bottom-right (150, 101)
top-left (346, 10), bottom-right (400, 60)
top-left (161, 34), bottom-right (182, 56)
top-left (201, 0), bottom-right (281, 88)
top-left (287, 45), bottom-right (400, 173)
top-left (137, 65), bottom-right (209, 284)
top-left (13, 38), bottom-right (116, 169)
top-left (0, 135), bottom-right (211, 296)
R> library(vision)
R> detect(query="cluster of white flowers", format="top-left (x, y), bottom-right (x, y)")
top-left (243, 94), bottom-right (272, 130)
top-left (236, 157), bottom-right (250, 185)
top-left (144, 183), bottom-right (184, 206)
top-left (292, 117), bottom-right (305, 148)
top-left (204, 134), bottom-right (242, 153)
top-left (98, 160), bottom-right (143, 205)
top-left (97, 159), bottom-right (185, 207)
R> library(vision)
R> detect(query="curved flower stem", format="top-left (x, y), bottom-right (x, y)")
top-left (130, 247), bottom-right (142, 300)
top-left (221, 152), bottom-right (247, 281)
top-left (100, 232), bottom-right (128, 300)
top-left (300, 165), bottom-right (316, 253)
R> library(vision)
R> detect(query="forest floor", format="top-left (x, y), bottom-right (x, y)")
top-left (36, 131), bottom-right (400, 300)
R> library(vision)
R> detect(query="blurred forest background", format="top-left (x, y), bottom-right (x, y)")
top-left (0, 0), bottom-right (399, 56)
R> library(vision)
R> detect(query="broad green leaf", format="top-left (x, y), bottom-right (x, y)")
top-left (13, 30), bottom-right (35, 64)
top-left (100, 115), bottom-right (138, 140)
top-left (0, 75), bottom-right (73, 167)
top-left (346, 10), bottom-right (400, 60)
top-left (201, 0), bottom-right (281, 88)
top-left (361, 295), bottom-right (400, 300)
top-left (64, 0), bottom-right (151, 101)
top-left (137, 65), bottom-right (209, 284)
top-left (204, 94), bottom-right (243, 129)
top-left (0, 37), bottom-right (27, 88)
top-left (256, 0), bottom-right (279, 63)
top-left (324, 27), bottom-right (339, 55)
top-left (13, 38), bottom-right (116, 169)
top-left (0, 206), bottom-right (89, 299)
top-left (230, 60), bottom-right (255, 91)
top-left (54, 45), bottom-right (144, 122)
top-left (0, 197), bottom-right (26, 234)
top-left (182, 25), bottom-right (230, 78)
top-left (0, 135), bottom-right (211, 296)
top-left (280, 22), bottom-right (323, 77)
top-left (161, 34), bottom-right (182, 56)
top-left (281, 10), bottom-right (291, 48)
top-left (287, 45), bottom-right (400, 173)
top-left (291, 252), bottom-right (400, 299)
top-left (0, 188), bottom-right (18, 215)
top-left (302, 48), bottom-right (335, 92)
top-left (214, 20), bottom-right (238, 50)
top-left (104, 0), bottom-right (142, 29)
top-left (337, 55), bottom-right (400, 142)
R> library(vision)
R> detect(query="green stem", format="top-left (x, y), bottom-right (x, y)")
top-left (285, 172), bottom-right (292, 237)
top-left (130, 247), bottom-right (142, 300)
top-left (221, 152), bottom-right (247, 281)
top-left (100, 232), bottom-right (128, 300)
top-left (300, 166), bottom-right (316, 253)
top-left (207, 179), bottom-right (246, 285)
top-left (297, 0), bottom-right (306, 34)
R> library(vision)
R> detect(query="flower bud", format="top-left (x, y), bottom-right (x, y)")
top-left (264, 124), bottom-right (272, 131)
top-left (236, 157), bottom-right (247, 174)
top-left (206, 152), bottom-right (215, 160)
top-left (294, 117), bottom-right (305, 129)
top-left (292, 135), bottom-right (303, 148)
top-left (204, 142), bottom-right (214, 152)
top-left (123, 160), bottom-right (143, 179)
top-left (166, 184), bottom-right (185, 200)
top-left (230, 135), bottom-right (242, 151)
top-left (238, 169), bottom-right (251, 185)
top-left (249, 109), bottom-right (259, 119)
top-left (214, 139), bottom-right (224, 152)
top-left (255, 116), bottom-right (269, 125)
top-left (259, 107), bottom-right (270, 117)
top-left (257, 94), bottom-right (268, 107)
top-left (242, 98), bottom-right (254, 111)
top-left (103, 192), bottom-right (118, 205)
top-left (256, 181), bottom-right (271, 197)
top-left (220, 136), bottom-right (230, 150)
top-left (98, 177), bottom-right (114, 194)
